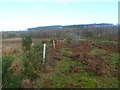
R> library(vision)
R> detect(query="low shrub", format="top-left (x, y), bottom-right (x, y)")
top-left (5, 74), bottom-right (22, 88)
top-left (21, 34), bottom-right (32, 52)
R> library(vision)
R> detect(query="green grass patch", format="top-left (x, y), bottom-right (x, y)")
top-left (101, 53), bottom-right (118, 64)
top-left (91, 40), bottom-right (118, 44)
top-left (91, 48), bottom-right (106, 55)
top-left (56, 56), bottom-right (78, 73)
top-left (63, 48), bottom-right (71, 51)
top-left (63, 48), bottom-right (75, 56)
top-left (79, 38), bottom-right (87, 41)
top-left (73, 72), bottom-right (118, 88)
top-left (51, 71), bottom-right (97, 88)
top-left (92, 76), bottom-right (118, 88)
top-left (51, 56), bottom-right (97, 88)
top-left (109, 53), bottom-right (119, 64)
top-left (51, 55), bottom-right (118, 88)
top-left (91, 48), bottom-right (118, 64)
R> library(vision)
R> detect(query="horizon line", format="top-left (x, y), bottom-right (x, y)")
top-left (1, 23), bottom-right (117, 32)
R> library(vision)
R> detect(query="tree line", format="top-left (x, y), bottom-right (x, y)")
top-left (2, 23), bottom-right (118, 41)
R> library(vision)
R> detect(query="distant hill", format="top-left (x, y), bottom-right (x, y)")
top-left (2, 23), bottom-right (118, 41)
top-left (27, 23), bottom-right (114, 31)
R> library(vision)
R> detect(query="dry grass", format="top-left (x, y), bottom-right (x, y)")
top-left (9, 58), bottom-right (23, 74)
top-left (3, 38), bottom-right (21, 42)
top-left (2, 38), bottom-right (51, 53)
top-left (2, 38), bottom-right (22, 53)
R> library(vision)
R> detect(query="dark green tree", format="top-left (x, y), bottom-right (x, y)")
top-left (21, 34), bottom-right (32, 52)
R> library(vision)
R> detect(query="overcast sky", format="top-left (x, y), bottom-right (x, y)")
top-left (0, 0), bottom-right (119, 31)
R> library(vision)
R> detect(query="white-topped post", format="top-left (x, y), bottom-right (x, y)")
top-left (43, 43), bottom-right (46, 63)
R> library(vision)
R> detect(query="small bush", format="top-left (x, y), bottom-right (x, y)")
top-left (22, 57), bottom-right (38, 79)
top-left (66, 33), bottom-right (80, 43)
top-left (5, 74), bottom-right (22, 88)
top-left (21, 34), bottom-right (32, 52)
top-left (2, 56), bottom-right (14, 82)
top-left (25, 42), bottom-right (43, 65)
top-left (2, 56), bottom-right (21, 88)
top-left (33, 42), bottom-right (43, 52)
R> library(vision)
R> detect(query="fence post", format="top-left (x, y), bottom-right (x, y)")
top-left (43, 43), bottom-right (46, 63)
top-left (53, 40), bottom-right (55, 50)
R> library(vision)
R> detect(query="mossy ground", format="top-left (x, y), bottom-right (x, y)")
top-left (49, 55), bottom-right (118, 88)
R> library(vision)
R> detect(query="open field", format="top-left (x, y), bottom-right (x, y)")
top-left (2, 38), bottom-right (52, 54)
top-left (2, 23), bottom-right (119, 88)
top-left (2, 36), bottom-right (119, 88)
top-left (1, 0), bottom-right (119, 88)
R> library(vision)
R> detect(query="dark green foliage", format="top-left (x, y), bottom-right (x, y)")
top-left (33, 42), bottom-right (43, 52)
top-left (41, 40), bottom-right (49, 44)
top-left (2, 56), bottom-right (14, 82)
top-left (25, 42), bottom-right (43, 63)
top-left (21, 34), bottom-right (32, 52)
top-left (22, 42), bottom-right (43, 79)
top-left (5, 74), bottom-right (22, 88)
top-left (22, 57), bottom-right (34, 75)
top-left (2, 56), bottom-right (22, 88)
top-left (22, 57), bottom-right (39, 79)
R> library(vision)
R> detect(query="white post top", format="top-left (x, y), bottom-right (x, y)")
top-left (43, 43), bottom-right (46, 63)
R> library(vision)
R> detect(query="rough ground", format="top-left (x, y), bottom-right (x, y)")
top-left (2, 40), bottom-right (119, 88)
